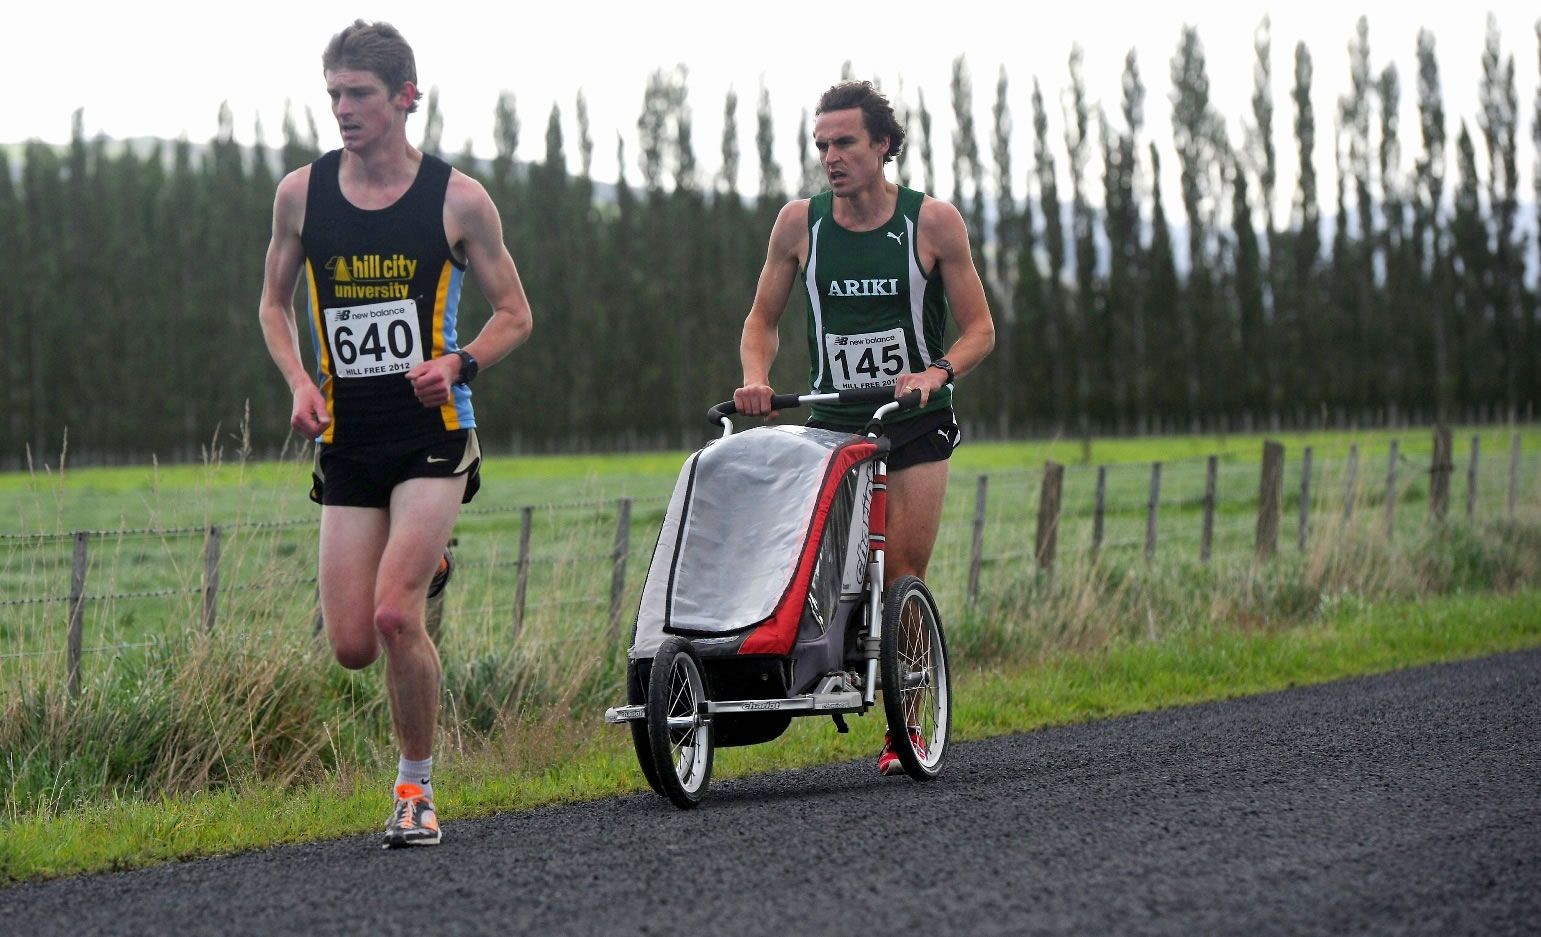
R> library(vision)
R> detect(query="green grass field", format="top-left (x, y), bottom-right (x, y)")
top-left (5, 425), bottom-right (1537, 681)
top-left (1, 423), bottom-right (1539, 885)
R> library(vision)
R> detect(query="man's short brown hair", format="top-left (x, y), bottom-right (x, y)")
top-left (322, 20), bottom-right (424, 115)
top-left (816, 80), bottom-right (905, 164)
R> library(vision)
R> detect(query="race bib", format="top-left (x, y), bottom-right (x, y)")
top-left (823, 328), bottom-right (908, 390)
top-left (323, 300), bottom-right (424, 379)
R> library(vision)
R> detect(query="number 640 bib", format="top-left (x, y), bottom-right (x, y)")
top-left (324, 300), bottom-right (424, 378)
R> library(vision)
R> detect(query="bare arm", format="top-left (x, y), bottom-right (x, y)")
top-left (256, 167), bottom-right (331, 437)
top-left (902, 198), bottom-right (996, 404)
top-left (734, 200), bottom-right (809, 417)
top-left (407, 171), bottom-right (534, 406)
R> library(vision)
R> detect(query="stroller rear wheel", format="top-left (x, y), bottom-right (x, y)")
top-left (879, 576), bottom-right (951, 780)
top-left (627, 660), bottom-right (664, 796)
top-left (646, 636), bottom-right (714, 808)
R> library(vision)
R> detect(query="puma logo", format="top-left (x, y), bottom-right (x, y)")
top-left (887, 231), bottom-right (904, 245)
top-left (426, 456), bottom-right (449, 464)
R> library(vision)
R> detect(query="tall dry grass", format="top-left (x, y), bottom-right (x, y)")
top-left (946, 507), bottom-right (1541, 673)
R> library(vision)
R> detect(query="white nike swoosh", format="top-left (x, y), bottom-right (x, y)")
top-left (426, 456), bottom-right (448, 463)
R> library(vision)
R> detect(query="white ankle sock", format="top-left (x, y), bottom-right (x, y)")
top-left (396, 755), bottom-right (434, 801)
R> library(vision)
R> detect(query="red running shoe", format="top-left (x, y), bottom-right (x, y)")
top-left (877, 728), bottom-right (926, 776)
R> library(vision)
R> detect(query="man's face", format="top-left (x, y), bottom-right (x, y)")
top-left (813, 108), bottom-right (888, 196)
top-left (324, 68), bottom-right (411, 151)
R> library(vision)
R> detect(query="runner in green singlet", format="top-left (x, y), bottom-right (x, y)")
top-left (733, 80), bottom-right (996, 776)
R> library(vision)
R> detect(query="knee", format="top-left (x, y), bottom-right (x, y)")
top-left (373, 603), bottom-right (423, 647)
top-left (331, 636), bottom-right (379, 670)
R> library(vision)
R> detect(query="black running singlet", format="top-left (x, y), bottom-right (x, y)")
top-left (301, 150), bottom-right (473, 445)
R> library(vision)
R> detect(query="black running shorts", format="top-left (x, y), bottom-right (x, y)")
top-left (310, 430), bottom-right (482, 508)
top-left (806, 407), bottom-right (962, 471)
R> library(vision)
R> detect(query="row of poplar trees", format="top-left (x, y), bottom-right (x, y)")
top-left (1, 15), bottom-right (1538, 466)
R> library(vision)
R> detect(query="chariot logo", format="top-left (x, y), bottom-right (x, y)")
top-left (827, 278), bottom-right (899, 298)
top-left (742, 700), bottom-right (783, 711)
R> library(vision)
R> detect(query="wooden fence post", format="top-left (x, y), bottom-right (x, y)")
top-left (967, 475), bottom-right (988, 606)
top-left (1465, 436), bottom-right (1480, 520)
top-left (1092, 467), bottom-right (1107, 555)
top-left (1298, 446), bottom-right (1314, 552)
top-left (1256, 441), bottom-right (1284, 560)
top-left (67, 531), bottom-right (89, 698)
top-left (1343, 443), bottom-right (1360, 526)
top-left (1384, 441), bottom-right (1400, 540)
top-left (201, 525), bottom-right (222, 633)
top-left (1200, 456), bottom-right (1217, 564)
top-left (1509, 435), bottom-right (1522, 521)
top-left (608, 498), bottom-right (632, 641)
top-left (1145, 462), bottom-right (1162, 562)
top-left (1429, 425), bottom-right (1453, 521)
top-left (512, 505), bottom-right (533, 640)
top-left (1035, 463), bottom-right (1063, 573)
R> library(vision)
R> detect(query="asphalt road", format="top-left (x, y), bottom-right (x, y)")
top-left (4, 648), bottom-right (1538, 936)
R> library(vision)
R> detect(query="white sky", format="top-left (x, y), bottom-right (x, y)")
top-left (6, 1), bottom-right (1539, 209)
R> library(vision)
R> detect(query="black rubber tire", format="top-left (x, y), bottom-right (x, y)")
top-left (626, 660), bottom-right (664, 796)
top-left (878, 575), bottom-right (951, 780)
top-left (646, 636), bottom-right (714, 808)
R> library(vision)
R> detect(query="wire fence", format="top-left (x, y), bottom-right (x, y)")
top-left (2, 429), bottom-right (1536, 694)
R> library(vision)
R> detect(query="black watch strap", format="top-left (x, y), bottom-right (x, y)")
top-left (453, 349), bottom-right (479, 385)
top-left (931, 357), bottom-right (956, 383)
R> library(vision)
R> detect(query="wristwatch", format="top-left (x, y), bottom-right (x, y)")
top-left (452, 349), bottom-right (479, 386)
top-left (930, 357), bottom-right (956, 383)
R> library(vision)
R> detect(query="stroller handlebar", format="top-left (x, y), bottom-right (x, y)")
top-left (707, 387), bottom-right (927, 429)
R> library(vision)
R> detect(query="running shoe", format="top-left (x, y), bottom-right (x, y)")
top-left (877, 728), bottom-right (927, 776)
top-left (427, 547), bottom-right (453, 599)
top-left (382, 782), bottom-right (441, 848)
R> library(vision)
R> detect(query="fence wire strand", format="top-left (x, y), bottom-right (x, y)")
top-left (5, 434), bottom-right (1536, 675)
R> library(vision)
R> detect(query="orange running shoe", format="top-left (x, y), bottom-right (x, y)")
top-left (427, 548), bottom-right (453, 599)
top-left (382, 782), bottom-right (442, 848)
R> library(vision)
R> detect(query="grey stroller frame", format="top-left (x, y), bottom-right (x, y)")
top-left (604, 387), bottom-right (954, 808)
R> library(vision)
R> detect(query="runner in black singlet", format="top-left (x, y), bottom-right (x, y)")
top-left (257, 20), bottom-right (534, 848)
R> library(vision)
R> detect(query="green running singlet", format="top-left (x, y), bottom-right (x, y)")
top-left (801, 186), bottom-right (953, 425)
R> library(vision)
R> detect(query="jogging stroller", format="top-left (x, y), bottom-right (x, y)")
top-left (605, 387), bottom-right (953, 808)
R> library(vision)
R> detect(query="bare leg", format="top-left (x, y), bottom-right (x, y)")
top-left (319, 506), bottom-right (391, 669)
top-left (880, 459), bottom-right (949, 734)
top-left (883, 459), bottom-right (950, 585)
top-left (375, 475), bottom-right (467, 760)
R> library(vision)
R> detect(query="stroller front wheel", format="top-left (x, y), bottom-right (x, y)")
top-left (879, 576), bottom-right (952, 780)
top-left (646, 636), bottom-right (715, 808)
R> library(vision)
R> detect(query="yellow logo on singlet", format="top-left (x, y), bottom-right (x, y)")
top-left (326, 254), bottom-right (417, 299)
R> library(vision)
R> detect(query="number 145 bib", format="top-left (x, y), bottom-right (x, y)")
top-left (823, 328), bottom-right (907, 390)
top-left (324, 300), bottom-right (424, 378)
